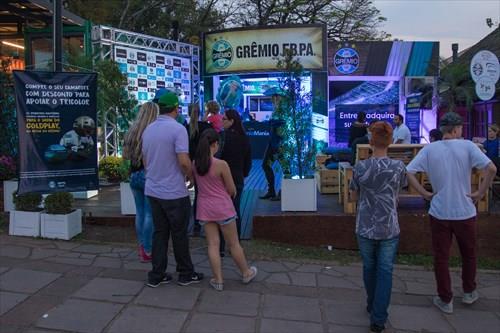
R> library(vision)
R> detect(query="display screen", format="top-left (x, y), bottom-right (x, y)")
top-left (260, 98), bottom-right (274, 111)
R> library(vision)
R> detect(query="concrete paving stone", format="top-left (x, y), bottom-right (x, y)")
top-left (72, 244), bottom-right (113, 254)
top-left (295, 264), bottom-right (324, 273)
top-left (92, 257), bottom-right (122, 269)
top-left (0, 269), bottom-right (60, 293)
top-left (332, 265), bottom-right (363, 276)
top-left (263, 294), bottom-right (321, 322)
top-left (0, 266), bottom-right (10, 275)
top-left (317, 274), bottom-right (360, 290)
top-left (0, 246), bottom-right (31, 259)
top-left (321, 268), bottom-right (345, 277)
top-left (99, 252), bottom-right (121, 258)
top-left (405, 281), bottom-right (436, 296)
top-left (221, 268), bottom-right (243, 281)
top-left (38, 276), bottom-right (91, 297)
top-left (447, 308), bottom-right (500, 333)
top-left (72, 277), bottom-right (144, 303)
top-left (17, 261), bottom-right (76, 274)
top-left (111, 247), bottom-right (133, 254)
top-left (25, 329), bottom-right (67, 333)
top-left (135, 285), bottom-right (201, 311)
top-left (252, 260), bottom-right (288, 273)
top-left (185, 313), bottom-right (255, 333)
top-left (265, 273), bottom-right (291, 285)
top-left (79, 254), bottom-right (96, 260)
top-left (288, 272), bottom-right (317, 287)
top-left (35, 299), bottom-right (123, 333)
top-left (389, 304), bottom-right (453, 332)
top-left (123, 260), bottom-right (151, 271)
top-left (342, 275), bottom-right (365, 288)
top-left (29, 248), bottom-right (64, 260)
top-left (0, 257), bottom-right (24, 268)
top-left (45, 257), bottom-right (92, 266)
top-left (198, 289), bottom-right (260, 317)
top-left (478, 285), bottom-right (500, 300)
top-left (328, 324), bottom-right (370, 333)
top-left (56, 252), bottom-right (80, 258)
top-left (0, 294), bottom-right (65, 327)
top-left (260, 318), bottom-right (323, 333)
top-left (0, 291), bottom-right (29, 316)
top-left (107, 305), bottom-right (188, 333)
top-left (281, 261), bottom-right (301, 270)
top-left (0, 324), bottom-right (24, 333)
top-left (190, 253), bottom-right (208, 265)
top-left (453, 297), bottom-right (500, 312)
top-left (323, 299), bottom-right (369, 326)
top-left (391, 276), bottom-right (407, 293)
top-left (98, 268), bottom-right (146, 282)
top-left (390, 293), bottom-right (432, 307)
top-left (319, 287), bottom-right (365, 302)
top-left (66, 265), bottom-right (104, 277)
top-left (52, 241), bottom-right (81, 250)
top-left (394, 268), bottom-right (435, 280)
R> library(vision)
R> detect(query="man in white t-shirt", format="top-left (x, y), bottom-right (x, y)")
top-left (392, 114), bottom-right (411, 144)
top-left (406, 112), bottom-right (497, 314)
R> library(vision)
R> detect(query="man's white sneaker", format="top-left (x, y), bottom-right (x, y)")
top-left (462, 290), bottom-right (479, 305)
top-left (433, 296), bottom-right (453, 314)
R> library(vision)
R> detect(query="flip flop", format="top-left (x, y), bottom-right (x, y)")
top-left (209, 278), bottom-right (224, 291)
top-left (242, 266), bottom-right (258, 284)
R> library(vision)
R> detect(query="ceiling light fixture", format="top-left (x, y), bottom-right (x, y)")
top-left (2, 41), bottom-right (25, 49)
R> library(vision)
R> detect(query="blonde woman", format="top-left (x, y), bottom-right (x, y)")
top-left (123, 102), bottom-right (159, 262)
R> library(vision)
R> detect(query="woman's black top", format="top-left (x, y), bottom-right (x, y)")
top-left (220, 128), bottom-right (252, 187)
top-left (188, 121), bottom-right (212, 160)
top-left (349, 122), bottom-right (368, 148)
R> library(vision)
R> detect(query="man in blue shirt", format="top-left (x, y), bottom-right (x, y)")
top-left (142, 91), bottom-right (204, 288)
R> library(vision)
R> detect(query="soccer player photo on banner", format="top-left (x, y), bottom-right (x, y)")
top-left (13, 71), bottom-right (98, 194)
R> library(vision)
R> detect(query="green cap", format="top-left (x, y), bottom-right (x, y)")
top-left (157, 91), bottom-right (179, 108)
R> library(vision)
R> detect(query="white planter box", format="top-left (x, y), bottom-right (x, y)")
top-left (71, 190), bottom-right (98, 199)
top-left (120, 182), bottom-right (136, 215)
top-left (41, 209), bottom-right (82, 240)
top-left (3, 180), bottom-right (18, 212)
top-left (9, 210), bottom-right (41, 237)
top-left (281, 177), bottom-right (317, 212)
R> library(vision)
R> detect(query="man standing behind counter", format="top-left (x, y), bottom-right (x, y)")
top-left (142, 91), bottom-right (204, 288)
top-left (406, 112), bottom-right (496, 314)
top-left (392, 114), bottom-right (411, 144)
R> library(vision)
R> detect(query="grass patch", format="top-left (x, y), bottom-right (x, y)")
top-left (243, 240), bottom-right (500, 270)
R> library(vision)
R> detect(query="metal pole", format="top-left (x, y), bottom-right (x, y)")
top-left (53, 0), bottom-right (62, 71)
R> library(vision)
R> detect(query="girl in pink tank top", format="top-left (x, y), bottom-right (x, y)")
top-left (193, 129), bottom-right (257, 291)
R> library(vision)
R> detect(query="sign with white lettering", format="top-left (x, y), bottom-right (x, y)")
top-left (203, 25), bottom-right (326, 75)
top-left (470, 50), bottom-right (499, 101)
top-left (13, 71), bottom-right (98, 194)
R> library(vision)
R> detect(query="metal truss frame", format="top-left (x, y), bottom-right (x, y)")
top-left (91, 25), bottom-right (201, 156)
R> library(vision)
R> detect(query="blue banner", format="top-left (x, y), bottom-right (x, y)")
top-left (405, 94), bottom-right (421, 143)
top-left (14, 71), bottom-right (98, 194)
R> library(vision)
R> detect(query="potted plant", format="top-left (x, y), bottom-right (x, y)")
top-left (41, 192), bottom-right (82, 240)
top-left (116, 159), bottom-right (135, 215)
top-left (276, 51), bottom-right (317, 211)
top-left (99, 156), bottom-right (125, 183)
top-left (1, 155), bottom-right (18, 212)
top-left (9, 191), bottom-right (43, 236)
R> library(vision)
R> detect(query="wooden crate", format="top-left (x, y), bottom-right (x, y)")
top-left (315, 168), bottom-right (340, 194)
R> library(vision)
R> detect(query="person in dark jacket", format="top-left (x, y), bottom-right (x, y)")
top-left (220, 109), bottom-right (251, 244)
top-left (349, 112), bottom-right (368, 148)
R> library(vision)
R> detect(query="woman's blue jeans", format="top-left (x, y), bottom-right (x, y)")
top-left (357, 235), bottom-right (399, 327)
top-left (130, 171), bottom-right (153, 253)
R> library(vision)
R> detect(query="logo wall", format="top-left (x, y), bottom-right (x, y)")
top-left (470, 50), bottom-right (499, 101)
top-left (334, 48), bottom-right (359, 74)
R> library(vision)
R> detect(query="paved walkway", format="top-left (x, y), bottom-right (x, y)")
top-left (0, 235), bottom-right (499, 333)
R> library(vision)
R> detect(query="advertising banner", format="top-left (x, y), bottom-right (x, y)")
top-left (328, 41), bottom-right (439, 77)
top-left (331, 104), bottom-right (397, 144)
top-left (204, 25), bottom-right (326, 75)
top-left (14, 71), bottom-right (98, 194)
top-left (405, 94), bottom-right (422, 143)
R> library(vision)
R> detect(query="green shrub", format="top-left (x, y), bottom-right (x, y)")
top-left (13, 191), bottom-right (42, 211)
top-left (99, 156), bottom-right (125, 182)
top-left (44, 192), bottom-right (74, 214)
top-left (117, 159), bottom-right (131, 182)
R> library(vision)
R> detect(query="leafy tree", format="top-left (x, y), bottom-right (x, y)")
top-left (438, 63), bottom-right (475, 113)
top-left (229, 0), bottom-right (390, 41)
top-left (275, 50), bottom-right (316, 179)
top-left (0, 59), bottom-right (18, 160)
